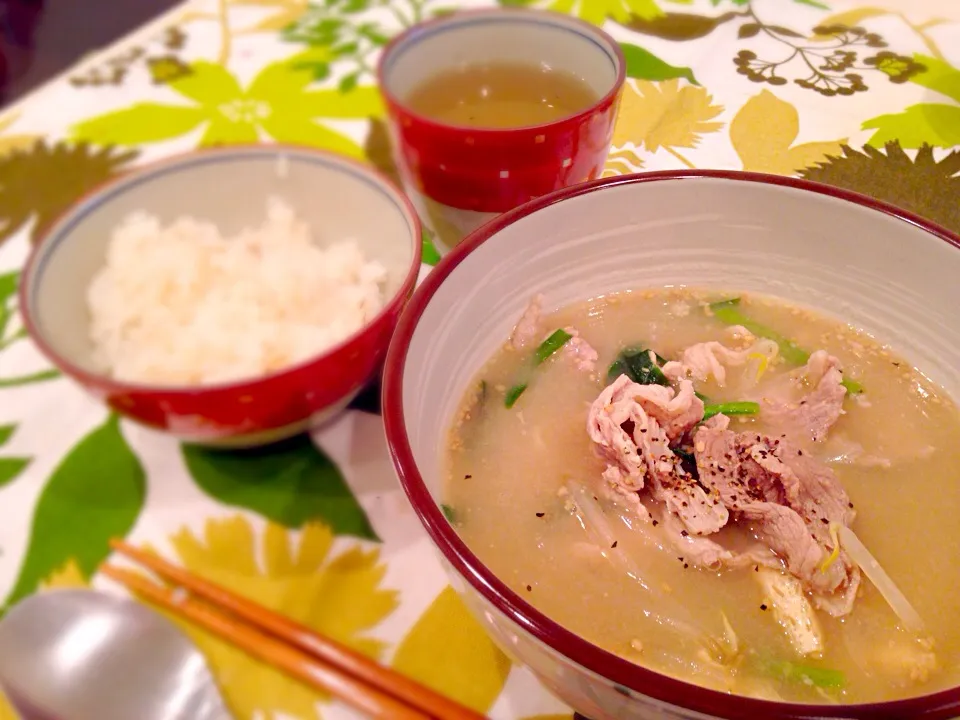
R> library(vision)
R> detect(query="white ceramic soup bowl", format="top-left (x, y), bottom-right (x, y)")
top-left (382, 171), bottom-right (960, 720)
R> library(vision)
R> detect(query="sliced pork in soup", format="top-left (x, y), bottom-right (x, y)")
top-left (444, 289), bottom-right (960, 704)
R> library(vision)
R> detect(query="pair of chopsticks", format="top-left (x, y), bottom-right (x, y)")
top-left (103, 540), bottom-right (486, 720)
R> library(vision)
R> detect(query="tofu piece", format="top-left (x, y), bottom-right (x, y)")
top-left (756, 567), bottom-right (824, 657)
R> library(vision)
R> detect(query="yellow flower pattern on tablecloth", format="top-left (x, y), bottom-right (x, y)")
top-left (39, 558), bottom-right (89, 590)
top-left (154, 516), bottom-right (397, 720)
top-left (730, 90), bottom-right (847, 175)
top-left (393, 586), bottom-right (512, 712)
top-left (0, 694), bottom-right (14, 720)
top-left (605, 78), bottom-right (723, 174)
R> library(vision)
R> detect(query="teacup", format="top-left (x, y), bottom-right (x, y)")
top-left (377, 8), bottom-right (626, 255)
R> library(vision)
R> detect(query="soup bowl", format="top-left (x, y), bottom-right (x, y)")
top-left (382, 170), bottom-right (960, 720)
top-left (21, 145), bottom-right (421, 448)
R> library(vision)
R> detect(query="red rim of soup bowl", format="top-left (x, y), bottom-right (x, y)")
top-left (382, 169), bottom-right (960, 720)
top-left (376, 7), bottom-right (627, 213)
top-left (20, 144), bottom-right (422, 440)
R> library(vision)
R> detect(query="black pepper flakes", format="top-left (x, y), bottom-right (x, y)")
top-left (652, 520), bottom-right (659, 526)
top-left (526, 585), bottom-right (532, 592)
top-left (680, 530), bottom-right (689, 537)
top-left (535, 512), bottom-right (545, 518)
top-left (611, 541), bottom-right (618, 548)
top-left (464, 474), bottom-right (472, 479)
top-left (760, 604), bottom-right (768, 611)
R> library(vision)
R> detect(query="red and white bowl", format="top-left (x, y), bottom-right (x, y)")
top-left (383, 170), bottom-right (960, 719)
top-left (21, 145), bottom-right (421, 447)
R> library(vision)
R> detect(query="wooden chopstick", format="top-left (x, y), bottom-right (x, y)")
top-left (100, 564), bottom-right (430, 720)
top-left (107, 539), bottom-right (487, 720)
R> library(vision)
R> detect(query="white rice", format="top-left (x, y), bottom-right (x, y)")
top-left (87, 197), bottom-right (388, 386)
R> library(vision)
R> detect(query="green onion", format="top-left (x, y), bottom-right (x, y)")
top-left (534, 329), bottom-right (573, 365)
top-left (710, 298), bottom-right (809, 366)
top-left (500, 330), bottom-right (573, 411)
top-left (702, 401), bottom-right (760, 422)
top-left (440, 504), bottom-right (457, 523)
top-left (607, 347), bottom-right (669, 386)
top-left (709, 298), bottom-right (863, 394)
top-left (757, 657), bottom-right (846, 690)
top-left (505, 383), bottom-right (527, 409)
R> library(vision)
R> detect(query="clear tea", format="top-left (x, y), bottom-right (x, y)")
top-left (404, 61), bottom-right (599, 129)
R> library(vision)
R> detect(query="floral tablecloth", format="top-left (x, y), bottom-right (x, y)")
top-left (0, 0), bottom-right (957, 718)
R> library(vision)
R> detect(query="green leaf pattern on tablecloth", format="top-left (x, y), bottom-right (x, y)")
top-left (863, 54), bottom-right (960, 148)
top-left (0, 143), bottom-right (139, 247)
top-left (0, 1), bottom-right (959, 717)
top-left (0, 271), bottom-right (61, 386)
top-left (0, 414), bottom-right (145, 613)
top-left (69, 26), bottom-right (190, 88)
top-left (0, 424), bottom-right (30, 489)
top-left (798, 142), bottom-right (960, 232)
top-left (182, 434), bottom-right (379, 539)
top-left (72, 58), bottom-right (382, 156)
top-left (499, 0), bottom-right (664, 25)
top-left (620, 43), bottom-right (699, 84)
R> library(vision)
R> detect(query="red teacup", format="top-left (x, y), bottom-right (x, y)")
top-left (378, 8), bottom-right (625, 254)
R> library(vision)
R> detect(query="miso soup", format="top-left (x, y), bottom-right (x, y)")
top-left (444, 288), bottom-right (960, 704)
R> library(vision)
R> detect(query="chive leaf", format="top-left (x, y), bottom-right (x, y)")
top-left (702, 401), bottom-right (760, 422)
top-left (709, 298), bottom-right (863, 395)
top-left (757, 657), bottom-right (846, 690)
top-left (505, 383), bottom-right (528, 408)
top-left (534, 329), bottom-right (573, 365)
top-left (607, 347), bottom-right (669, 386)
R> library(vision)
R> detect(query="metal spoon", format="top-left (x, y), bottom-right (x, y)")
top-left (0, 589), bottom-right (231, 720)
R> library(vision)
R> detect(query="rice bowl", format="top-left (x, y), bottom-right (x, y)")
top-left (21, 145), bottom-right (421, 447)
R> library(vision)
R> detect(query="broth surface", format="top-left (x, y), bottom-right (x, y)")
top-left (444, 288), bottom-right (960, 704)
top-left (404, 61), bottom-right (598, 128)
